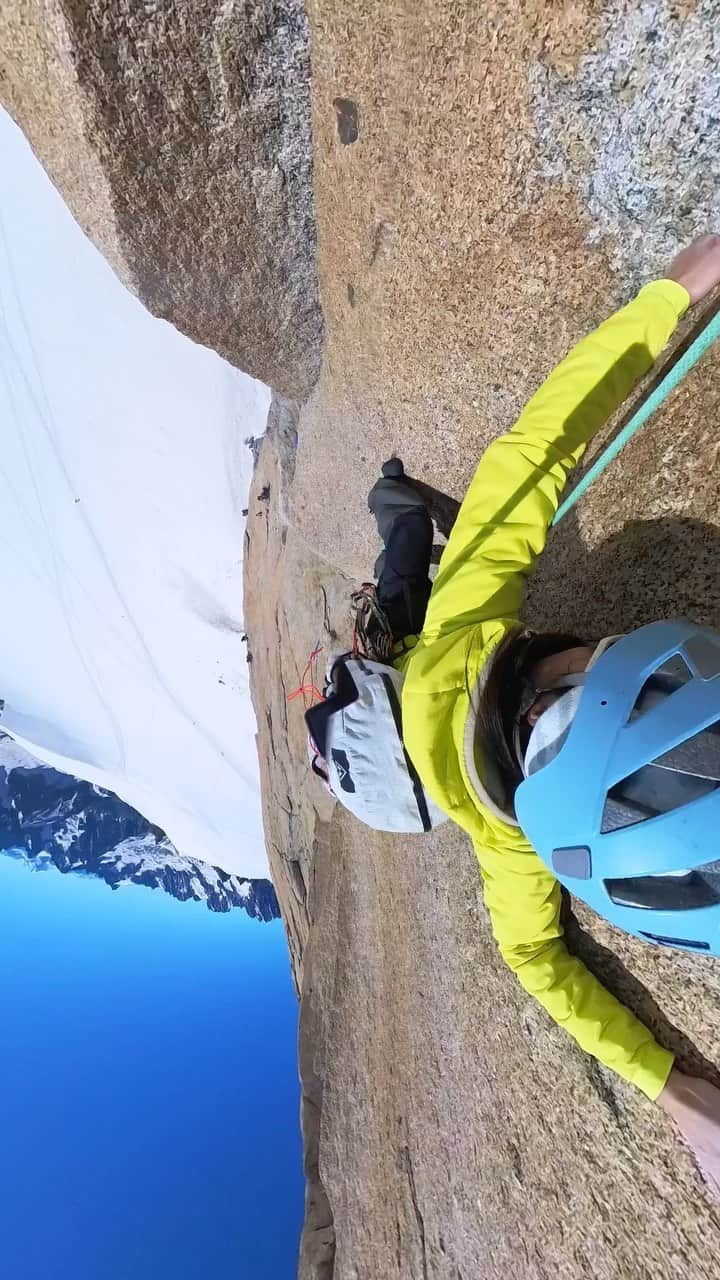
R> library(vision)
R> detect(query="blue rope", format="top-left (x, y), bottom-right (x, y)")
top-left (552, 307), bottom-right (720, 526)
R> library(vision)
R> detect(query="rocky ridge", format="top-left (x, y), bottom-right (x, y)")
top-left (0, 736), bottom-right (278, 919)
top-left (0, 0), bottom-right (323, 398)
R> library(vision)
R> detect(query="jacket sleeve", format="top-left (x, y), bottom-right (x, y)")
top-left (477, 832), bottom-right (674, 1099)
top-left (422, 280), bottom-right (689, 641)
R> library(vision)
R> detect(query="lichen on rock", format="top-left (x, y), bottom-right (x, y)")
top-left (531, 0), bottom-right (720, 289)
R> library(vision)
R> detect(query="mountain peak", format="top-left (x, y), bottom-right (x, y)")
top-left (0, 735), bottom-right (278, 919)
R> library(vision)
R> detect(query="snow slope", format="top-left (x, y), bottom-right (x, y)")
top-left (0, 108), bottom-right (270, 876)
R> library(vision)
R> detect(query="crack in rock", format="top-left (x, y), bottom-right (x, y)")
top-left (400, 1145), bottom-right (429, 1280)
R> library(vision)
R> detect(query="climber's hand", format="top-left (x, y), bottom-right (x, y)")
top-left (658, 1067), bottom-right (720, 1197)
top-left (666, 234), bottom-right (720, 305)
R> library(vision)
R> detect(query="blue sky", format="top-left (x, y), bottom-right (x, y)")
top-left (0, 855), bottom-right (304, 1279)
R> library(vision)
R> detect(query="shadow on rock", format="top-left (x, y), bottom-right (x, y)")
top-left (525, 513), bottom-right (720, 637)
top-left (528, 512), bottom-right (720, 1085)
top-left (404, 473), bottom-right (461, 540)
top-left (564, 910), bottom-right (720, 1090)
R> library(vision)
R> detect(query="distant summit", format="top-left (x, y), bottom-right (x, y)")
top-left (0, 736), bottom-right (278, 919)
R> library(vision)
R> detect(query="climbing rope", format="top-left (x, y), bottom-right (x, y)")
top-left (553, 305), bottom-right (720, 526)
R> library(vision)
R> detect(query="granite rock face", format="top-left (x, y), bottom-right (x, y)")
top-left (247, 2), bottom-right (720, 1277)
top-left (0, 0), bottom-right (322, 398)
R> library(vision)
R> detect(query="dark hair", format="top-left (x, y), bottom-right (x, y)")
top-left (475, 627), bottom-right (585, 806)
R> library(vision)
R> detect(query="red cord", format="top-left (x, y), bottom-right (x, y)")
top-left (287, 645), bottom-right (325, 710)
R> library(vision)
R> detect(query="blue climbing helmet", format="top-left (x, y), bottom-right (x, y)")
top-left (515, 620), bottom-right (720, 955)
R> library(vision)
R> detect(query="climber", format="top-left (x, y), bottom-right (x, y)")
top-left (304, 457), bottom-right (443, 832)
top-left (311, 233), bottom-right (720, 1194)
top-left (400, 233), bottom-right (720, 1195)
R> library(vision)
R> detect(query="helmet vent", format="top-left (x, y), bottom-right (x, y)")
top-left (684, 634), bottom-right (720, 681)
top-left (601, 720), bottom-right (720, 833)
top-left (606, 868), bottom-right (720, 911)
top-left (628, 653), bottom-right (693, 724)
top-left (639, 932), bottom-right (710, 951)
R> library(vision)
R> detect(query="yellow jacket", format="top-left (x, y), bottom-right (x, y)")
top-left (401, 279), bottom-right (690, 1099)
